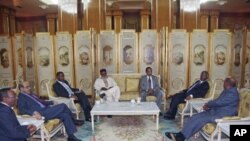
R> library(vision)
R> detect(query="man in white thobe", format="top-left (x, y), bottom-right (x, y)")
top-left (94, 69), bottom-right (120, 102)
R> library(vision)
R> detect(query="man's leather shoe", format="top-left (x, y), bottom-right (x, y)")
top-left (107, 115), bottom-right (112, 118)
top-left (163, 114), bottom-right (175, 120)
top-left (68, 135), bottom-right (82, 141)
top-left (73, 119), bottom-right (84, 126)
top-left (165, 132), bottom-right (185, 141)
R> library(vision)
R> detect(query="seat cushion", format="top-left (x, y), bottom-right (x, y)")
top-left (44, 119), bottom-right (61, 132)
top-left (178, 103), bottom-right (186, 111)
top-left (202, 123), bottom-right (216, 135)
top-left (126, 78), bottom-right (140, 92)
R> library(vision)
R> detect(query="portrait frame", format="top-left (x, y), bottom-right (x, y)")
top-left (0, 35), bottom-right (15, 87)
top-left (168, 29), bottom-right (189, 95)
top-left (55, 32), bottom-right (75, 86)
top-left (74, 30), bottom-right (94, 96)
top-left (35, 32), bottom-right (55, 97)
top-left (98, 30), bottom-right (118, 74)
top-left (118, 29), bottom-right (138, 73)
top-left (210, 30), bottom-right (232, 96)
top-left (189, 30), bottom-right (210, 84)
top-left (139, 29), bottom-right (159, 75)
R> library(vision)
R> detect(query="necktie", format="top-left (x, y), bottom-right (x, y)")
top-left (30, 95), bottom-right (46, 108)
top-left (148, 76), bottom-right (152, 89)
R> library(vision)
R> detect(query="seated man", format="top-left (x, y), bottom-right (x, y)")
top-left (0, 87), bottom-right (36, 141)
top-left (94, 69), bottom-right (120, 102)
top-left (53, 71), bottom-right (92, 122)
top-left (18, 81), bottom-right (82, 141)
top-left (165, 77), bottom-right (239, 141)
top-left (164, 71), bottom-right (209, 120)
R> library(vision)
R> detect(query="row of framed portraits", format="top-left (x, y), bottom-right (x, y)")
top-left (0, 28), bottom-right (249, 97)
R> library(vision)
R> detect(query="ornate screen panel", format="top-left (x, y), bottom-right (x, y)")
top-left (12, 34), bottom-right (24, 83)
top-left (159, 27), bottom-right (167, 88)
top-left (231, 27), bottom-right (245, 88)
top-left (244, 31), bottom-right (250, 88)
top-left (0, 35), bottom-right (14, 87)
top-left (74, 31), bottom-right (93, 96)
top-left (139, 30), bottom-right (159, 74)
top-left (23, 33), bottom-right (36, 90)
top-left (98, 30), bottom-right (117, 73)
top-left (35, 33), bottom-right (55, 96)
top-left (189, 30), bottom-right (209, 84)
top-left (55, 32), bottom-right (74, 86)
top-left (168, 30), bottom-right (189, 95)
top-left (118, 30), bottom-right (138, 73)
top-left (210, 30), bottom-right (232, 96)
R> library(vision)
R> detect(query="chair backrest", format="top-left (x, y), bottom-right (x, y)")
top-left (204, 81), bottom-right (217, 99)
top-left (45, 79), bottom-right (58, 99)
top-left (238, 88), bottom-right (250, 118)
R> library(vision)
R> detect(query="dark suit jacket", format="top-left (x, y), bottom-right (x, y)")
top-left (0, 103), bottom-right (30, 141)
top-left (183, 80), bottom-right (209, 98)
top-left (53, 80), bottom-right (79, 98)
top-left (17, 93), bottom-right (53, 115)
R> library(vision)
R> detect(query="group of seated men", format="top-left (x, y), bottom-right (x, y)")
top-left (0, 66), bottom-right (240, 141)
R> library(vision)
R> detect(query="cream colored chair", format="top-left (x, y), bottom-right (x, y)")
top-left (200, 88), bottom-right (250, 141)
top-left (177, 81), bottom-right (216, 127)
top-left (45, 79), bottom-right (81, 119)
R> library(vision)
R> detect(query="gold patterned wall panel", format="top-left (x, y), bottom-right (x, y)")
top-left (189, 30), bottom-right (209, 84)
top-left (159, 27), bottom-right (167, 88)
top-left (231, 27), bottom-right (245, 88)
top-left (12, 34), bottom-right (24, 82)
top-left (23, 33), bottom-right (36, 90)
top-left (98, 30), bottom-right (117, 73)
top-left (168, 29), bottom-right (189, 95)
top-left (35, 33), bottom-right (55, 96)
top-left (0, 35), bottom-right (14, 86)
top-left (55, 32), bottom-right (75, 86)
top-left (74, 31), bottom-right (93, 96)
top-left (118, 30), bottom-right (138, 73)
top-left (139, 30), bottom-right (159, 75)
top-left (244, 31), bottom-right (250, 88)
top-left (210, 30), bottom-right (232, 97)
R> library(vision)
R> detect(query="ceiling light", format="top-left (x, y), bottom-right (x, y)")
top-left (39, 0), bottom-right (58, 5)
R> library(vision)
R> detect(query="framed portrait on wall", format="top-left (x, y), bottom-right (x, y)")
top-left (98, 30), bottom-right (117, 73)
top-left (139, 30), bottom-right (159, 74)
top-left (118, 30), bottom-right (138, 73)
top-left (35, 32), bottom-right (55, 97)
top-left (189, 30), bottom-right (209, 84)
top-left (55, 32), bottom-right (74, 86)
top-left (0, 35), bottom-right (14, 87)
top-left (210, 30), bottom-right (232, 96)
top-left (23, 33), bottom-right (36, 91)
top-left (244, 31), bottom-right (250, 88)
top-left (168, 29), bottom-right (189, 95)
top-left (74, 31), bottom-right (94, 96)
top-left (12, 34), bottom-right (24, 84)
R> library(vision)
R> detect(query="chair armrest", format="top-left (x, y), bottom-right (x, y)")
top-left (215, 116), bottom-right (250, 123)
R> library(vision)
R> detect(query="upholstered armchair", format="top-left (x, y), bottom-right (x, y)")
top-left (200, 88), bottom-right (250, 141)
top-left (177, 81), bottom-right (217, 127)
top-left (45, 79), bottom-right (81, 119)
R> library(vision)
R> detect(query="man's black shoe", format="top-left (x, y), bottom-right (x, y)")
top-left (163, 114), bottom-right (175, 120)
top-left (165, 132), bottom-right (185, 141)
top-left (159, 112), bottom-right (163, 116)
top-left (68, 134), bottom-right (82, 141)
top-left (107, 115), bottom-right (112, 118)
top-left (100, 93), bottom-right (106, 99)
top-left (73, 119), bottom-right (84, 126)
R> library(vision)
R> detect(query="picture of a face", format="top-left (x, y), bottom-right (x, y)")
top-left (234, 44), bottom-right (241, 66)
top-left (79, 46), bottom-right (89, 65)
top-left (123, 45), bottom-right (133, 65)
top-left (103, 45), bottom-right (112, 66)
top-left (144, 44), bottom-right (154, 65)
top-left (0, 48), bottom-right (9, 68)
top-left (59, 46), bottom-right (69, 66)
top-left (193, 45), bottom-right (205, 66)
top-left (173, 52), bottom-right (183, 65)
top-left (26, 47), bottom-right (33, 68)
top-left (39, 47), bottom-right (50, 67)
top-left (17, 48), bottom-right (23, 68)
top-left (215, 51), bottom-right (225, 65)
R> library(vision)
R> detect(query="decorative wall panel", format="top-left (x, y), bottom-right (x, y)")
top-left (118, 30), bottom-right (138, 73)
top-left (244, 31), bottom-right (250, 88)
top-left (189, 30), bottom-right (209, 84)
top-left (74, 31), bottom-right (93, 96)
top-left (35, 33), bottom-right (55, 96)
top-left (168, 30), bottom-right (189, 95)
top-left (159, 27), bottom-right (167, 88)
top-left (0, 35), bottom-right (14, 86)
top-left (139, 30), bottom-right (159, 74)
top-left (210, 30), bottom-right (232, 96)
top-left (98, 30), bottom-right (117, 73)
top-left (55, 32), bottom-right (74, 86)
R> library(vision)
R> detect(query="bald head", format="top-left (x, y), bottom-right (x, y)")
top-left (224, 76), bottom-right (237, 89)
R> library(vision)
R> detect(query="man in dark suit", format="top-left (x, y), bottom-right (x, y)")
top-left (0, 87), bottom-right (36, 141)
top-left (139, 67), bottom-right (163, 109)
top-left (165, 77), bottom-right (239, 141)
top-left (53, 71), bottom-right (92, 121)
top-left (17, 81), bottom-right (82, 141)
top-left (164, 71), bottom-right (210, 120)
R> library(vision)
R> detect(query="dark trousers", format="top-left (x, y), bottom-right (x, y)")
top-left (74, 92), bottom-right (91, 119)
top-left (166, 92), bottom-right (186, 117)
top-left (39, 103), bottom-right (77, 135)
